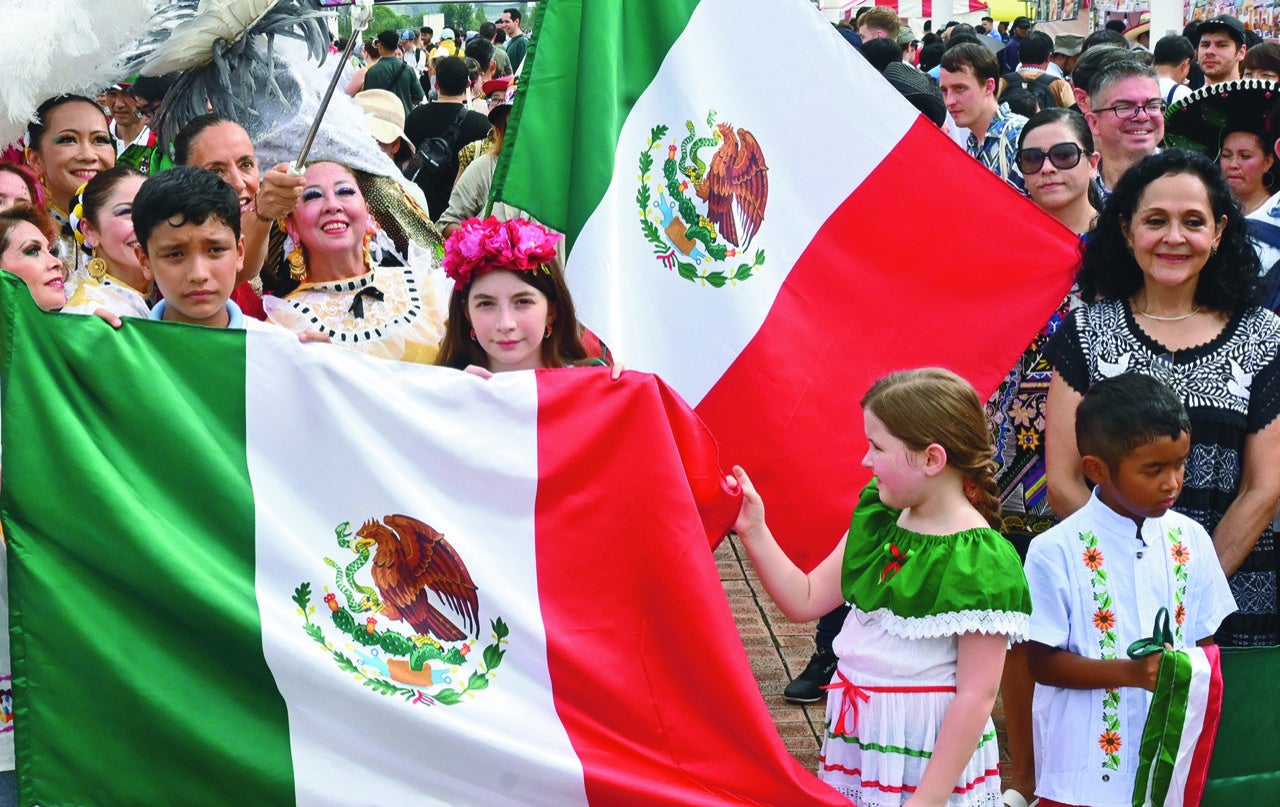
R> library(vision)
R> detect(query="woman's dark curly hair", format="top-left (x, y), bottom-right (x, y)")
top-left (1079, 149), bottom-right (1259, 316)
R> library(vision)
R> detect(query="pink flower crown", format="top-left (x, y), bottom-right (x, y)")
top-left (441, 216), bottom-right (563, 287)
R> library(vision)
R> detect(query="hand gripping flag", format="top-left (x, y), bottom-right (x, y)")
top-left (1130, 646), bottom-right (1223, 806)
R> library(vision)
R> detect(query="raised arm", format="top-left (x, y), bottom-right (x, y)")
top-left (728, 466), bottom-right (847, 621)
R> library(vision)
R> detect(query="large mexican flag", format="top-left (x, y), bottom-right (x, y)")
top-left (0, 276), bottom-right (846, 806)
top-left (494, 0), bottom-right (1082, 570)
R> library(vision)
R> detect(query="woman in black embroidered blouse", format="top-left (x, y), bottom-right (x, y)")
top-left (1045, 150), bottom-right (1280, 646)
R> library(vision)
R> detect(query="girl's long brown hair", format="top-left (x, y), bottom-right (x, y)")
top-left (860, 368), bottom-right (1002, 529)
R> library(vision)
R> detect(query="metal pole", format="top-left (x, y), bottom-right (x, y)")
top-left (294, 0), bottom-right (375, 169)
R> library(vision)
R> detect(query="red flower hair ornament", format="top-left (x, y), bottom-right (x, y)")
top-left (441, 216), bottom-right (562, 287)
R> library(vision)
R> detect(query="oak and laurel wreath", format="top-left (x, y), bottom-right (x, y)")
top-left (637, 125), bottom-right (765, 287)
top-left (292, 582), bottom-right (509, 705)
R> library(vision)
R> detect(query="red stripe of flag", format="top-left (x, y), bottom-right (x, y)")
top-left (1185, 645), bottom-right (1224, 803)
top-left (696, 118), bottom-right (1080, 570)
top-left (533, 369), bottom-right (847, 805)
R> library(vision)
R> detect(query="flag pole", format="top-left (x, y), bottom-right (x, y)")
top-left (293, 0), bottom-right (374, 170)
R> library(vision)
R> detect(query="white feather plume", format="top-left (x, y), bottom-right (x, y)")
top-left (0, 0), bottom-right (159, 148)
top-left (142, 0), bottom-right (282, 75)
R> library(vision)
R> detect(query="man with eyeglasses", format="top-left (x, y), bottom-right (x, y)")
top-left (1084, 60), bottom-right (1164, 204)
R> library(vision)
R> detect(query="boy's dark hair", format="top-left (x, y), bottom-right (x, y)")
top-left (435, 56), bottom-right (470, 95)
top-left (479, 21), bottom-right (497, 40)
top-left (941, 42), bottom-right (1000, 85)
top-left (131, 166), bottom-right (241, 254)
top-left (1153, 34), bottom-right (1195, 67)
top-left (1081, 29), bottom-right (1130, 54)
top-left (1077, 374), bottom-right (1191, 470)
top-left (860, 37), bottom-right (901, 72)
top-left (375, 29), bottom-right (399, 52)
top-left (502, 7), bottom-right (521, 22)
top-left (465, 36), bottom-right (496, 72)
top-left (421, 26), bottom-right (433, 37)
top-left (1000, 88), bottom-right (1040, 118)
top-left (1020, 30), bottom-right (1054, 64)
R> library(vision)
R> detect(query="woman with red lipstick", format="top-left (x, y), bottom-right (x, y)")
top-left (263, 160), bottom-right (449, 363)
top-left (61, 166), bottom-right (151, 318)
top-left (1045, 149), bottom-right (1280, 647)
top-left (24, 95), bottom-right (115, 276)
top-left (0, 206), bottom-right (66, 312)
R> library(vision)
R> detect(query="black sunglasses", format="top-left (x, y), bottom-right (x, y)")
top-left (1016, 142), bottom-right (1086, 174)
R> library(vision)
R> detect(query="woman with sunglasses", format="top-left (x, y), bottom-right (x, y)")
top-left (1045, 149), bottom-right (1280, 648)
top-left (1017, 109), bottom-right (1100, 235)
top-left (987, 107), bottom-right (1095, 807)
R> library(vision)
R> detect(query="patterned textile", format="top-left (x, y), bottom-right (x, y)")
top-left (61, 270), bottom-right (150, 319)
top-left (965, 103), bottom-right (1027, 194)
top-left (262, 254), bottom-right (450, 365)
top-left (987, 288), bottom-right (1082, 545)
top-left (1047, 299), bottom-right (1280, 645)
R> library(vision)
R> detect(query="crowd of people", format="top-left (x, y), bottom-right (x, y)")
top-left (0, 3), bottom-right (1277, 806)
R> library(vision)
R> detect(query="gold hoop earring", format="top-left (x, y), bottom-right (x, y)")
top-left (288, 243), bottom-right (307, 282)
top-left (86, 257), bottom-right (107, 280)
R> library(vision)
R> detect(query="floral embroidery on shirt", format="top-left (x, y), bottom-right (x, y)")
top-left (1170, 529), bottom-right (1189, 642)
top-left (1078, 530), bottom-right (1122, 771)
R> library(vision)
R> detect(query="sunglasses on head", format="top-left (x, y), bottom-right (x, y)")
top-left (1016, 142), bottom-right (1086, 174)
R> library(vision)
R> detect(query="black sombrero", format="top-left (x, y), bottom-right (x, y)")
top-left (1164, 78), bottom-right (1280, 157)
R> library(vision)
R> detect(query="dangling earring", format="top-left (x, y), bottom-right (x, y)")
top-left (469, 327), bottom-right (477, 341)
top-left (288, 242), bottom-right (307, 282)
top-left (544, 323), bottom-right (553, 338)
top-left (86, 256), bottom-right (107, 279)
top-left (362, 226), bottom-right (375, 272)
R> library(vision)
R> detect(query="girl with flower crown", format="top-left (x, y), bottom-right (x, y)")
top-left (261, 160), bottom-right (451, 363)
top-left (436, 216), bottom-right (612, 375)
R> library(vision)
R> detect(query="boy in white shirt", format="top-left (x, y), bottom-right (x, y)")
top-left (1025, 374), bottom-right (1236, 807)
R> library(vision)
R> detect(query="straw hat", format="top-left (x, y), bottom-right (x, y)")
top-left (353, 89), bottom-right (415, 152)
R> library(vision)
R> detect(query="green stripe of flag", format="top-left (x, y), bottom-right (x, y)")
top-left (0, 275), bottom-right (293, 805)
top-left (491, 0), bottom-right (702, 247)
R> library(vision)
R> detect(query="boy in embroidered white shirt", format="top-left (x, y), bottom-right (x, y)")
top-left (1025, 374), bottom-right (1236, 807)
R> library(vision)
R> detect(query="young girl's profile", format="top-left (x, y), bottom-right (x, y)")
top-left (729, 367), bottom-right (1031, 806)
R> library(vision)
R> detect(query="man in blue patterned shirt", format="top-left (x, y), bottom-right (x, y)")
top-left (940, 42), bottom-right (1028, 194)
